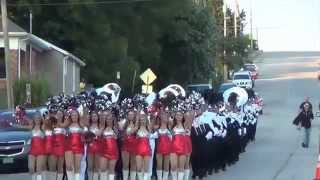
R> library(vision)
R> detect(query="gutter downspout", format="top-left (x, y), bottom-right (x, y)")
top-left (18, 37), bottom-right (29, 79)
top-left (62, 56), bottom-right (68, 93)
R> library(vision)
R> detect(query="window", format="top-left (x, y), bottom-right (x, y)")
top-left (0, 48), bottom-right (5, 78)
top-left (234, 75), bottom-right (250, 80)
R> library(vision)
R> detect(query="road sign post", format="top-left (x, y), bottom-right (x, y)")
top-left (140, 68), bottom-right (156, 94)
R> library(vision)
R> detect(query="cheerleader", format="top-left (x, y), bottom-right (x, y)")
top-left (121, 109), bottom-right (138, 180)
top-left (156, 111), bottom-right (171, 180)
top-left (65, 109), bottom-right (86, 180)
top-left (42, 114), bottom-right (55, 180)
top-left (87, 111), bottom-right (102, 180)
top-left (183, 111), bottom-right (193, 180)
top-left (135, 110), bottom-right (152, 180)
top-left (20, 111), bottom-right (45, 180)
top-left (52, 110), bottom-right (68, 180)
top-left (171, 111), bottom-right (187, 180)
top-left (100, 112), bottom-right (119, 180)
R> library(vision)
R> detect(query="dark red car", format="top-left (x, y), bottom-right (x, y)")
top-left (242, 64), bottom-right (259, 80)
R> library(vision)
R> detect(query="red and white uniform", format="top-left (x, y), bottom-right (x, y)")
top-left (136, 129), bottom-right (151, 156)
top-left (66, 126), bottom-right (84, 154)
top-left (156, 128), bottom-right (172, 155)
top-left (122, 125), bottom-right (137, 154)
top-left (184, 129), bottom-right (192, 155)
top-left (101, 128), bottom-right (119, 160)
top-left (30, 129), bottom-right (45, 156)
top-left (53, 127), bottom-right (67, 156)
top-left (44, 130), bottom-right (54, 155)
top-left (88, 126), bottom-right (101, 154)
top-left (171, 126), bottom-right (186, 155)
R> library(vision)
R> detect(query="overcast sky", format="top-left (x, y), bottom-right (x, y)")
top-left (232, 0), bottom-right (320, 51)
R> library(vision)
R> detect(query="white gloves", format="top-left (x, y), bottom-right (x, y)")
top-left (205, 132), bottom-right (213, 140)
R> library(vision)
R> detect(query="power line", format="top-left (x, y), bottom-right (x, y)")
top-left (8, 0), bottom-right (152, 7)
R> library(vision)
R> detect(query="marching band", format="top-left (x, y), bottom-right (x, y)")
top-left (17, 83), bottom-right (262, 180)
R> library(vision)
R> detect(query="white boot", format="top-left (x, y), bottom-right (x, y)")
top-left (74, 173), bottom-right (80, 180)
top-left (178, 172), bottom-right (184, 180)
top-left (48, 171), bottom-right (57, 180)
top-left (109, 174), bottom-right (115, 180)
top-left (143, 172), bottom-right (150, 180)
top-left (130, 171), bottom-right (137, 180)
top-left (183, 169), bottom-right (190, 180)
top-left (88, 171), bottom-right (93, 180)
top-left (171, 171), bottom-right (177, 180)
top-left (36, 173), bottom-right (42, 180)
top-left (157, 170), bottom-right (163, 180)
top-left (137, 172), bottom-right (144, 180)
top-left (100, 172), bottom-right (108, 180)
top-left (67, 171), bottom-right (74, 180)
top-left (163, 171), bottom-right (169, 180)
top-left (31, 174), bottom-right (37, 180)
top-left (57, 173), bottom-right (63, 180)
top-left (93, 172), bottom-right (99, 180)
top-left (123, 170), bottom-right (129, 180)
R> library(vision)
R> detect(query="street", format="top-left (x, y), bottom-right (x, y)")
top-left (2, 51), bottom-right (320, 180)
top-left (208, 51), bottom-right (320, 180)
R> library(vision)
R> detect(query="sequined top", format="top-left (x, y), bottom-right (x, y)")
top-left (158, 128), bottom-right (171, 136)
top-left (45, 130), bottom-right (53, 136)
top-left (32, 129), bottom-right (45, 138)
top-left (172, 127), bottom-right (186, 136)
top-left (68, 126), bottom-right (83, 134)
top-left (103, 129), bottom-right (117, 139)
top-left (137, 129), bottom-right (149, 138)
top-left (54, 127), bottom-right (67, 135)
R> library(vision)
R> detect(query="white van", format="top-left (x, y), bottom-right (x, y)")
top-left (232, 71), bottom-right (253, 89)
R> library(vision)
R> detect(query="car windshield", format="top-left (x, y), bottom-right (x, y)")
top-left (234, 75), bottom-right (250, 80)
top-left (244, 65), bottom-right (256, 71)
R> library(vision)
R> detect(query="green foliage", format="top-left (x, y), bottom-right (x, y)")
top-left (13, 78), bottom-right (51, 107)
top-left (9, 0), bottom-right (251, 92)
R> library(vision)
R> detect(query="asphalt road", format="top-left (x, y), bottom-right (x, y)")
top-left (2, 52), bottom-right (320, 180)
top-left (208, 52), bottom-right (320, 180)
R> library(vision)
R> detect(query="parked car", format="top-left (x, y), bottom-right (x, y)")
top-left (233, 71), bottom-right (253, 89)
top-left (0, 107), bottom-right (46, 173)
top-left (218, 82), bottom-right (236, 94)
top-left (242, 63), bottom-right (259, 80)
top-left (187, 84), bottom-right (213, 96)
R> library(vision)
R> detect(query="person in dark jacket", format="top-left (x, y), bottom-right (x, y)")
top-left (294, 102), bottom-right (314, 148)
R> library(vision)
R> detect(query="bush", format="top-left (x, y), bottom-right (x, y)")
top-left (13, 79), bottom-right (51, 107)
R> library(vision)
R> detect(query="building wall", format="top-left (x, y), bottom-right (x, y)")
top-left (34, 50), bottom-right (63, 95)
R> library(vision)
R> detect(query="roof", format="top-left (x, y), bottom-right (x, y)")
top-left (234, 71), bottom-right (250, 75)
top-left (0, 17), bottom-right (27, 36)
top-left (28, 34), bottom-right (86, 66)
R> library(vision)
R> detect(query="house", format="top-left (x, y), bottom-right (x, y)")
top-left (0, 19), bottom-right (85, 101)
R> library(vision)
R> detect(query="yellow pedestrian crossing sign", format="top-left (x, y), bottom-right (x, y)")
top-left (140, 68), bottom-right (157, 85)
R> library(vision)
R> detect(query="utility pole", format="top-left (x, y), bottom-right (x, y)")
top-left (223, 0), bottom-right (228, 81)
top-left (250, 0), bottom-right (254, 49)
top-left (1, 0), bottom-right (13, 109)
top-left (29, 10), bottom-right (32, 76)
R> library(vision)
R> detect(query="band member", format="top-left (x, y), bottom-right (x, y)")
top-left (121, 109), bottom-right (138, 180)
top-left (135, 110), bottom-right (152, 180)
top-left (183, 111), bottom-right (193, 180)
top-left (21, 112), bottom-right (46, 180)
top-left (171, 110), bottom-right (187, 180)
top-left (65, 109), bottom-right (86, 180)
top-left (52, 110), bottom-right (68, 180)
top-left (100, 112), bottom-right (119, 180)
top-left (156, 111), bottom-right (171, 180)
top-left (42, 114), bottom-right (55, 180)
top-left (88, 111), bottom-right (102, 180)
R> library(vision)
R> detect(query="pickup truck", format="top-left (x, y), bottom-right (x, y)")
top-left (0, 108), bottom-right (44, 173)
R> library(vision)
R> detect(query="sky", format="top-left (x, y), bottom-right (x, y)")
top-left (229, 0), bottom-right (320, 51)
